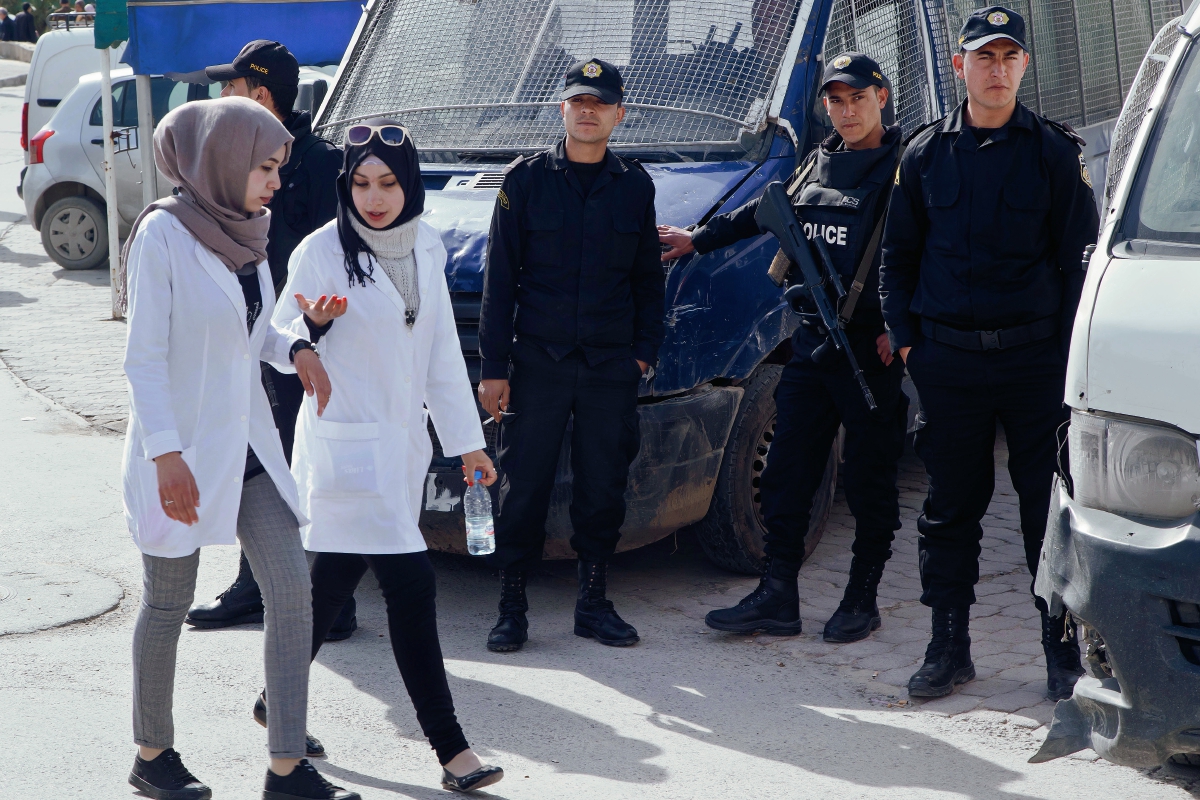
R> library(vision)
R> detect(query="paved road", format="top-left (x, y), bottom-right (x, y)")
top-left (0, 86), bottom-right (1195, 797)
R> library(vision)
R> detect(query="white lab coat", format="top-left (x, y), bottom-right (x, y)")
top-left (121, 210), bottom-right (306, 558)
top-left (273, 219), bottom-right (485, 554)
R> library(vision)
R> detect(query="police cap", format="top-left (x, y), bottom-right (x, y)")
top-left (821, 52), bottom-right (887, 93)
top-left (958, 6), bottom-right (1028, 52)
top-left (561, 59), bottom-right (624, 105)
top-left (206, 40), bottom-right (301, 88)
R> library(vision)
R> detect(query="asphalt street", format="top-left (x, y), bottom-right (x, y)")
top-left (0, 71), bottom-right (1195, 799)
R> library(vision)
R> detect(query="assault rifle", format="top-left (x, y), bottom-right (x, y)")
top-left (754, 180), bottom-right (877, 411)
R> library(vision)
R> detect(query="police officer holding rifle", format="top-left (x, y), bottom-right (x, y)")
top-left (880, 7), bottom-right (1098, 700)
top-left (659, 53), bottom-right (907, 643)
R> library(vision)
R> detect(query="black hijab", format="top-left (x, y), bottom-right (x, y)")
top-left (335, 118), bottom-right (425, 287)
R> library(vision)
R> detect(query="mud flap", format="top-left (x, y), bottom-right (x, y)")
top-left (1028, 699), bottom-right (1090, 763)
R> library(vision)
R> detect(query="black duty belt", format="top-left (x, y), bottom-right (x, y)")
top-left (920, 317), bottom-right (1057, 351)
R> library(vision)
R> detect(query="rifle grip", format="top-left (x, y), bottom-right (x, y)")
top-left (767, 248), bottom-right (792, 287)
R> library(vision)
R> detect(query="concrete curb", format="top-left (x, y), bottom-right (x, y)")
top-left (0, 73), bottom-right (27, 88)
top-left (0, 42), bottom-right (35, 62)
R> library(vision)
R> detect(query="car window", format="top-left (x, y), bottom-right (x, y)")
top-left (1123, 44), bottom-right (1200, 245)
top-left (88, 77), bottom-right (192, 129)
top-left (89, 80), bottom-right (131, 127)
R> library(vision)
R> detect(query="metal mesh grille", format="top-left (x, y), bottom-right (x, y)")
top-left (824, 0), bottom-right (937, 132)
top-left (1104, 16), bottom-right (1184, 207)
top-left (925, 0), bottom-right (1183, 127)
top-left (317, 0), bottom-right (803, 152)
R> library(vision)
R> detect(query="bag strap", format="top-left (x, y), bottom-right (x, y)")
top-left (838, 143), bottom-right (905, 326)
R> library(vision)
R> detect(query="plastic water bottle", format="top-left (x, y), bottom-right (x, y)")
top-left (464, 470), bottom-right (495, 556)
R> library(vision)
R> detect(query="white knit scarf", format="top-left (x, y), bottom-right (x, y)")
top-left (350, 215), bottom-right (421, 326)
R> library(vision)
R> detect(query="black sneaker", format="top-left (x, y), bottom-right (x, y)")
top-left (263, 760), bottom-right (360, 800)
top-left (128, 749), bottom-right (212, 800)
top-left (253, 690), bottom-right (326, 758)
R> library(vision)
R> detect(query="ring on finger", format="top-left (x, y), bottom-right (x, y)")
top-left (164, 500), bottom-right (175, 506)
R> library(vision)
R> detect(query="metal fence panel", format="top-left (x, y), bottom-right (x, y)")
top-left (317, 0), bottom-right (804, 152)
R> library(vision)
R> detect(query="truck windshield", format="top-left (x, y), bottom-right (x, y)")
top-left (1123, 42), bottom-right (1200, 246)
top-left (317, 0), bottom-right (802, 159)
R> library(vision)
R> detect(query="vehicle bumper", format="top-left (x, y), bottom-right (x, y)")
top-left (1032, 477), bottom-right (1200, 769)
top-left (418, 385), bottom-right (743, 557)
top-left (17, 165), bottom-right (25, 200)
top-left (21, 162), bottom-right (53, 227)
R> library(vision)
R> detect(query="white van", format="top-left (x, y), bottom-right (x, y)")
top-left (21, 27), bottom-right (125, 166)
top-left (1032, 0), bottom-right (1200, 777)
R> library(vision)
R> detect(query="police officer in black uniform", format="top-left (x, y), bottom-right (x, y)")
top-left (186, 41), bottom-right (352, 641)
top-left (880, 7), bottom-right (1098, 700)
top-left (659, 53), bottom-right (908, 643)
top-left (478, 59), bottom-right (664, 652)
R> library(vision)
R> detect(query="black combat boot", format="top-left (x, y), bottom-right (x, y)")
top-left (324, 596), bottom-right (358, 642)
top-left (908, 606), bottom-right (975, 697)
top-left (705, 557), bottom-right (803, 636)
top-left (1042, 609), bottom-right (1086, 701)
top-left (487, 570), bottom-right (529, 652)
top-left (185, 551), bottom-right (263, 629)
top-left (823, 558), bottom-right (885, 643)
top-left (574, 560), bottom-right (639, 646)
top-left (128, 748), bottom-right (212, 800)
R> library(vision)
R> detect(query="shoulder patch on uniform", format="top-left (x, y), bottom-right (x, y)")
top-left (497, 189), bottom-right (510, 210)
top-left (1079, 154), bottom-right (1093, 188)
top-left (502, 154), bottom-right (526, 175)
top-left (1044, 118), bottom-right (1087, 148)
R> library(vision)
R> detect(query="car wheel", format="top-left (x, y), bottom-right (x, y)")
top-left (693, 364), bottom-right (836, 575)
top-left (41, 196), bottom-right (108, 270)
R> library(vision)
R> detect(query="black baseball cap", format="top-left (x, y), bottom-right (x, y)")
top-left (821, 52), bottom-right (887, 92)
top-left (959, 6), bottom-right (1027, 51)
top-left (561, 59), bottom-right (624, 105)
top-left (205, 40), bottom-right (300, 87)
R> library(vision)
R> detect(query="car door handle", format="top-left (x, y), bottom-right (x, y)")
top-left (90, 138), bottom-right (103, 145)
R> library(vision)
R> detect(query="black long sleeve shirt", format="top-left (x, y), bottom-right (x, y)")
top-left (880, 101), bottom-right (1099, 351)
top-left (479, 139), bottom-right (665, 380)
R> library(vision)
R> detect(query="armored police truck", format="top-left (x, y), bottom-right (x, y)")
top-left (315, 0), bottom-right (1179, 573)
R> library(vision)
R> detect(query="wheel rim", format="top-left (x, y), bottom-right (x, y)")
top-left (750, 412), bottom-right (776, 531)
top-left (48, 207), bottom-right (99, 261)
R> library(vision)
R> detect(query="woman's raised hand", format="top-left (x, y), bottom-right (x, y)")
top-left (155, 452), bottom-right (200, 525)
top-left (295, 293), bottom-right (349, 326)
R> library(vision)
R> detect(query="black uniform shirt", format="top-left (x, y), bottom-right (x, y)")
top-left (692, 126), bottom-right (902, 326)
top-left (265, 111), bottom-right (342, 294)
top-left (880, 101), bottom-right (1099, 351)
top-left (479, 139), bottom-right (665, 380)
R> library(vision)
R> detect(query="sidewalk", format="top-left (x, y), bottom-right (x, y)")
top-left (0, 217), bottom-right (1194, 796)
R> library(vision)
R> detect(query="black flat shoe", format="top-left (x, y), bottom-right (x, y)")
top-left (263, 760), bottom-right (359, 800)
top-left (441, 765), bottom-right (504, 793)
top-left (128, 748), bottom-right (212, 800)
top-left (254, 690), bottom-right (326, 758)
top-left (325, 597), bottom-right (358, 642)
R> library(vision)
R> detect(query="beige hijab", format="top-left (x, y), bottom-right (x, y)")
top-left (118, 95), bottom-right (293, 309)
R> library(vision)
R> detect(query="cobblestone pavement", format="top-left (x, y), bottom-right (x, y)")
top-left (0, 223), bottom-right (1091, 739)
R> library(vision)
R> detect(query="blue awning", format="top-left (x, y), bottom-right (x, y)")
top-left (122, 0), bottom-right (362, 75)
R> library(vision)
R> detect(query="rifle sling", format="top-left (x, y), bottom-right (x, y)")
top-left (837, 143), bottom-right (905, 327)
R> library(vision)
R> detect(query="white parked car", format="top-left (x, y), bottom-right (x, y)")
top-left (21, 66), bottom-right (333, 269)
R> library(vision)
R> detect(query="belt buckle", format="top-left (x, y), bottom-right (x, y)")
top-left (979, 330), bottom-right (1001, 350)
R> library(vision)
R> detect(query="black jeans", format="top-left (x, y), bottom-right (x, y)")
top-left (759, 326), bottom-right (908, 566)
top-left (904, 334), bottom-right (1068, 609)
top-left (263, 365), bottom-right (306, 463)
top-left (310, 551), bottom-right (468, 765)
top-left (489, 340), bottom-right (642, 572)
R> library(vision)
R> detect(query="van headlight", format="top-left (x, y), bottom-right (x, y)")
top-left (1070, 410), bottom-right (1200, 520)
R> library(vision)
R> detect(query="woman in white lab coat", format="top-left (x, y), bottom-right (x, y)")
top-left (271, 120), bottom-right (503, 793)
top-left (121, 97), bottom-right (357, 800)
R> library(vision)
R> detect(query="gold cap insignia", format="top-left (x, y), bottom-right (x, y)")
top-left (833, 55), bottom-right (852, 69)
top-left (958, 35), bottom-right (966, 45)
top-left (582, 61), bottom-right (602, 79)
top-left (988, 11), bottom-right (1009, 26)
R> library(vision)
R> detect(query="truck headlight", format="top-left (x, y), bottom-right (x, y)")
top-left (1070, 410), bottom-right (1200, 520)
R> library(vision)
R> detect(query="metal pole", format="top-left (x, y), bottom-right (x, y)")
top-left (101, 48), bottom-right (122, 320)
top-left (134, 74), bottom-right (157, 209)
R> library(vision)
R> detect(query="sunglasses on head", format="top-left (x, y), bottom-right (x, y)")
top-left (346, 124), bottom-right (408, 147)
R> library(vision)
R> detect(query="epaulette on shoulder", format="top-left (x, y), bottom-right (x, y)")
top-left (903, 117), bottom-right (944, 146)
top-left (1043, 118), bottom-right (1087, 148)
top-left (615, 153), bottom-right (650, 177)
top-left (502, 154), bottom-right (527, 174)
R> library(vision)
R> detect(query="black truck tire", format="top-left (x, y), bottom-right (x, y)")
top-left (41, 196), bottom-right (108, 270)
top-left (693, 364), bottom-right (836, 575)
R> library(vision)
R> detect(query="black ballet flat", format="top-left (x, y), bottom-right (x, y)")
top-left (440, 765), bottom-right (504, 792)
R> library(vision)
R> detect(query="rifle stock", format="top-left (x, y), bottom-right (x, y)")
top-left (755, 181), bottom-right (877, 411)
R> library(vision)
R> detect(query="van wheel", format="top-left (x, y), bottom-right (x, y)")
top-left (41, 196), bottom-right (108, 270)
top-left (693, 364), bottom-right (836, 575)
